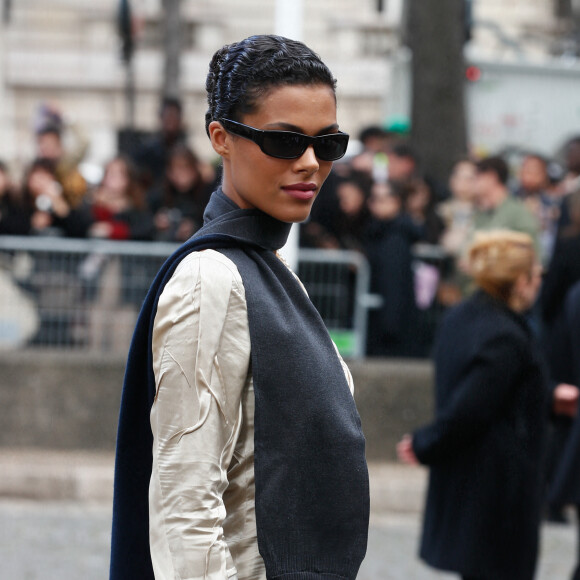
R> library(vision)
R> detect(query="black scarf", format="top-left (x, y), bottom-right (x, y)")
top-left (109, 189), bottom-right (369, 580)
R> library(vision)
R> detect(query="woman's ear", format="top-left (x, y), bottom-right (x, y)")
top-left (208, 121), bottom-right (230, 158)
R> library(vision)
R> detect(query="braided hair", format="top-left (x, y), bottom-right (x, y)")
top-left (468, 230), bottom-right (535, 303)
top-left (205, 35), bottom-right (336, 136)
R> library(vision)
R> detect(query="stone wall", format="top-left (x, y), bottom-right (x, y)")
top-left (2, 0), bottom-right (562, 170)
top-left (0, 351), bottom-right (435, 461)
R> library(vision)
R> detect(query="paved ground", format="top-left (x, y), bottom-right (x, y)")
top-left (0, 499), bottom-right (576, 580)
top-left (0, 450), bottom-right (576, 579)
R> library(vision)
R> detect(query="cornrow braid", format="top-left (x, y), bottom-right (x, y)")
top-left (205, 45), bottom-right (232, 136)
top-left (204, 35), bottom-right (336, 136)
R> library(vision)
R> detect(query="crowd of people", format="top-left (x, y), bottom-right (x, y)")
top-left (302, 125), bottom-right (580, 360)
top-left (0, 98), bottom-right (217, 244)
top-left (2, 98), bottom-right (580, 359)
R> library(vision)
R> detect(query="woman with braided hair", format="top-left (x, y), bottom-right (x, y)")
top-left (110, 35), bottom-right (369, 580)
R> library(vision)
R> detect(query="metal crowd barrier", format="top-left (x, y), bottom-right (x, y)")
top-left (0, 236), bottom-right (373, 358)
top-left (298, 248), bottom-right (371, 358)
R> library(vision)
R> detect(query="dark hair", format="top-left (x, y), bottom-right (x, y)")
top-left (26, 157), bottom-right (57, 176)
top-left (160, 96), bottom-right (182, 116)
top-left (566, 135), bottom-right (580, 148)
top-left (358, 125), bottom-right (387, 144)
top-left (387, 179), bottom-right (410, 201)
top-left (36, 124), bottom-right (62, 139)
top-left (476, 155), bottom-right (509, 185)
top-left (205, 35), bottom-right (336, 136)
top-left (101, 155), bottom-right (146, 211)
top-left (391, 141), bottom-right (419, 162)
top-left (163, 145), bottom-right (205, 203)
top-left (337, 170), bottom-right (373, 198)
top-left (168, 144), bottom-right (201, 169)
top-left (22, 157), bottom-right (58, 210)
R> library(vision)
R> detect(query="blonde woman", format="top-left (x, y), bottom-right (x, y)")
top-left (398, 230), bottom-right (563, 580)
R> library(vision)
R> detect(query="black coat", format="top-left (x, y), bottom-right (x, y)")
top-left (541, 234), bottom-right (580, 326)
top-left (549, 280), bottom-right (580, 506)
top-left (540, 235), bottom-right (580, 380)
top-left (413, 291), bottom-right (549, 580)
top-left (0, 197), bottom-right (30, 235)
top-left (363, 215), bottom-right (421, 357)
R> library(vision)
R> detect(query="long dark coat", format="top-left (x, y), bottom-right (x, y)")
top-left (413, 291), bottom-right (549, 580)
top-left (539, 235), bottom-right (580, 505)
top-left (549, 280), bottom-right (580, 506)
top-left (540, 234), bottom-right (580, 380)
top-left (363, 215), bottom-right (421, 357)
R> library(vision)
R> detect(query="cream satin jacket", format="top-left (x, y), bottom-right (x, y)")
top-left (149, 249), bottom-right (354, 580)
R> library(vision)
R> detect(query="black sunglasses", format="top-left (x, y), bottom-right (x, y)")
top-left (219, 118), bottom-right (349, 161)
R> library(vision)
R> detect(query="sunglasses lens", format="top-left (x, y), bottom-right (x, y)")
top-left (314, 134), bottom-right (349, 161)
top-left (263, 133), bottom-right (349, 161)
top-left (262, 132), bottom-right (306, 159)
top-left (222, 118), bottom-right (350, 161)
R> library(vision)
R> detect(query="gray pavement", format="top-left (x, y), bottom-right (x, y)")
top-left (0, 450), bottom-right (576, 579)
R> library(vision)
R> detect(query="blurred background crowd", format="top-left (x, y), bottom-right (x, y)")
top-left (0, 98), bottom-right (215, 244)
top-left (2, 96), bottom-right (580, 362)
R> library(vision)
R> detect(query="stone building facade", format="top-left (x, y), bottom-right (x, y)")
top-left (0, 0), bottom-right (573, 173)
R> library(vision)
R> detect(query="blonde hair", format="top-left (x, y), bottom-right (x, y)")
top-left (468, 230), bottom-right (536, 302)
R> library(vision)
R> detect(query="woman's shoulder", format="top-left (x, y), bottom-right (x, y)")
top-left (157, 249), bottom-right (248, 327)
top-left (436, 295), bottom-right (531, 371)
top-left (172, 249), bottom-right (245, 293)
top-left (443, 292), bottom-right (528, 342)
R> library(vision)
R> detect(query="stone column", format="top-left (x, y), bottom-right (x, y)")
top-left (0, 9), bottom-right (14, 163)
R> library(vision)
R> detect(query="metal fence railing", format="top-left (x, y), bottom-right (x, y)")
top-left (0, 237), bottom-right (373, 358)
top-left (298, 248), bottom-right (371, 358)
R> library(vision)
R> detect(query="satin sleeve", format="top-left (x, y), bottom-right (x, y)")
top-left (149, 249), bottom-right (251, 580)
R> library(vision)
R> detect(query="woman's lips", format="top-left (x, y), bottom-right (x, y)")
top-left (281, 183), bottom-right (317, 200)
